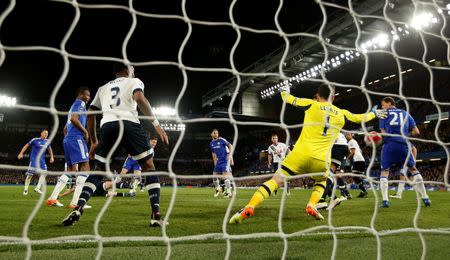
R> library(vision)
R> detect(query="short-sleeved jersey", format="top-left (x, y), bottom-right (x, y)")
top-left (379, 107), bottom-right (416, 145)
top-left (347, 139), bottom-right (364, 162)
top-left (28, 138), bottom-right (49, 163)
top-left (268, 142), bottom-right (289, 163)
top-left (281, 91), bottom-right (376, 162)
top-left (90, 77), bottom-right (144, 127)
top-left (335, 133), bottom-right (348, 145)
top-left (210, 137), bottom-right (230, 164)
top-left (66, 99), bottom-right (87, 138)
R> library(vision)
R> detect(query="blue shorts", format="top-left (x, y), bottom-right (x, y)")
top-left (123, 157), bottom-right (142, 172)
top-left (214, 162), bottom-right (232, 173)
top-left (63, 137), bottom-right (89, 166)
top-left (26, 160), bottom-right (47, 175)
top-left (381, 142), bottom-right (415, 171)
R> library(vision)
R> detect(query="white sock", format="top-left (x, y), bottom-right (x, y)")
top-left (224, 179), bottom-right (231, 194)
top-left (132, 178), bottom-right (139, 192)
top-left (36, 175), bottom-right (46, 190)
top-left (380, 177), bottom-right (389, 201)
top-left (49, 174), bottom-right (69, 200)
top-left (214, 178), bottom-right (220, 190)
top-left (24, 175), bottom-right (32, 191)
top-left (71, 175), bottom-right (88, 206)
top-left (413, 173), bottom-right (428, 199)
top-left (397, 182), bottom-right (405, 196)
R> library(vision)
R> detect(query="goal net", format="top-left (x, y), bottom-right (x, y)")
top-left (0, 0), bottom-right (449, 259)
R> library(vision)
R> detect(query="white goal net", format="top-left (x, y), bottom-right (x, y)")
top-left (0, 0), bottom-right (449, 259)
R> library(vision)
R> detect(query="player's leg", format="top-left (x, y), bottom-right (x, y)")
top-left (62, 122), bottom-right (118, 226)
top-left (47, 174), bottom-right (69, 206)
top-left (352, 161), bottom-right (368, 198)
top-left (229, 151), bottom-right (298, 224)
top-left (34, 162), bottom-right (47, 194)
top-left (131, 170), bottom-right (142, 193)
top-left (390, 174), bottom-right (406, 199)
top-left (212, 171), bottom-right (223, 197)
top-left (140, 158), bottom-right (163, 226)
top-left (23, 171), bottom-right (33, 195)
top-left (408, 162), bottom-right (430, 206)
top-left (380, 144), bottom-right (396, 208)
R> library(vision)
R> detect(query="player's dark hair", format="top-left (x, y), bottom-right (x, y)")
top-left (211, 128), bottom-right (218, 133)
top-left (113, 63), bottom-right (128, 75)
top-left (76, 86), bottom-right (89, 96)
top-left (271, 133), bottom-right (278, 137)
top-left (317, 84), bottom-right (335, 99)
top-left (382, 96), bottom-right (396, 105)
top-left (150, 137), bottom-right (158, 141)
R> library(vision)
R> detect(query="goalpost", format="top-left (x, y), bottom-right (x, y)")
top-left (0, 0), bottom-right (449, 259)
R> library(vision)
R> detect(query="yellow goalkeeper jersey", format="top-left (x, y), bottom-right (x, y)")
top-left (281, 91), bottom-right (376, 162)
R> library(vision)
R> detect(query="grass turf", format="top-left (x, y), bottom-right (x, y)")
top-left (0, 186), bottom-right (449, 259)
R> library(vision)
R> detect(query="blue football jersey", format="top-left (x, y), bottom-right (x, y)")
top-left (379, 108), bottom-right (416, 145)
top-left (66, 99), bottom-right (87, 138)
top-left (28, 138), bottom-right (49, 163)
top-left (210, 137), bottom-right (230, 163)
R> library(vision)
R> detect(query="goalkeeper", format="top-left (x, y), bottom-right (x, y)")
top-left (230, 84), bottom-right (386, 222)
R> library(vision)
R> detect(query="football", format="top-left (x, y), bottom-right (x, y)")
top-left (364, 131), bottom-right (383, 147)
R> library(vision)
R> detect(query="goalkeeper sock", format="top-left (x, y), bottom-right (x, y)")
top-left (49, 174), bottom-right (69, 200)
top-left (380, 177), bottom-right (389, 201)
top-left (308, 181), bottom-right (326, 206)
top-left (24, 175), bottom-right (32, 191)
top-left (247, 179), bottom-right (278, 209)
top-left (71, 175), bottom-right (88, 206)
top-left (397, 181), bottom-right (405, 196)
top-left (412, 173), bottom-right (428, 199)
top-left (146, 175), bottom-right (161, 214)
top-left (36, 174), bottom-right (46, 190)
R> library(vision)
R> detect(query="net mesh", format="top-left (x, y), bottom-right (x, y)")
top-left (0, 0), bottom-right (449, 259)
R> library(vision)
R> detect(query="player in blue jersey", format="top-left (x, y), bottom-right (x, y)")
top-left (378, 97), bottom-right (430, 208)
top-left (47, 87), bottom-right (91, 208)
top-left (17, 129), bottom-right (54, 195)
top-left (210, 129), bottom-right (234, 198)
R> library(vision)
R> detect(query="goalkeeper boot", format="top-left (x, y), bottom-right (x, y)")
top-left (306, 204), bottom-right (324, 220)
top-left (422, 198), bottom-right (431, 207)
top-left (381, 200), bottom-right (390, 208)
top-left (229, 207), bottom-right (254, 224)
top-left (62, 208), bottom-right (83, 226)
top-left (389, 194), bottom-right (402, 199)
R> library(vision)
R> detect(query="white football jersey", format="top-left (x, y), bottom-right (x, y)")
top-left (268, 142), bottom-right (288, 163)
top-left (90, 77), bottom-right (144, 126)
top-left (347, 139), bottom-right (364, 162)
top-left (335, 133), bottom-right (348, 145)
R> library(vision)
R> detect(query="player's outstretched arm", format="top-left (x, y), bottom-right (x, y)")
top-left (133, 91), bottom-right (169, 145)
top-left (17, 143), bottom-right (29, 160)
top-left (280, 91), bottom-right (314, 108)
top-left (342, 109), bottom-right (382, 124)
top-left (227, 143), bottom-right (234, 166)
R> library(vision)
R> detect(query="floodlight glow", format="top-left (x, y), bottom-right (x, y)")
top-left (411, 13), bottom-right (437, 29)
top-left (0, 95), bottom-right (17, 107)
top-left (153, 107), bottom-right (176, 117)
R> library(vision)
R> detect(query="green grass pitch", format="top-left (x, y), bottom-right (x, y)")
top-left (0, 186), bottom-right (449, 259)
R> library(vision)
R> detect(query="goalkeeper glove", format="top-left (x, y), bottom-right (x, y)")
top-left (280, 83), bottom-right (290, 93)
top-left (371, 105), bottom-right (387, 119)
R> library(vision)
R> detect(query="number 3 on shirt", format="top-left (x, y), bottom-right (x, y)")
top-left (110, 87), bottom-right (121, 108)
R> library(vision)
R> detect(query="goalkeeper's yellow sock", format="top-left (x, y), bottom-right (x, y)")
top-left (308, 181), bottom-right (327, 206)
top-left (247, 179), bottom-right (279, 209)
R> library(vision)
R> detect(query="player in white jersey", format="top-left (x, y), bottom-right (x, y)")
top-left (267, 134), bottom-right (290, 195)
top-left (346, 133), bottom-right (368, 198)
top-left (63, 64), bottom-right (169, 227)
